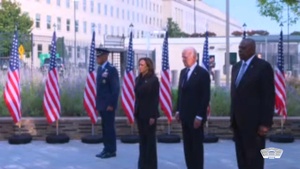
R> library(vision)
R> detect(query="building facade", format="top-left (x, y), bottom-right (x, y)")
top-left (11, 0), bottom-right (241, 68)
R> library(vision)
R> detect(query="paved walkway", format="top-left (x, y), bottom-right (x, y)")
top-left (0, 139), bottom-right (299, 169)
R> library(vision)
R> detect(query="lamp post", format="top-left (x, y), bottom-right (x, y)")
top-left (243, 23), bottom-right (247, 38)
top-left (187, 0), bottom-right (199, 34)
top-left (225, 0), bottom-right (230, 87)
top-left (73, 0), bottom-right (78, 67)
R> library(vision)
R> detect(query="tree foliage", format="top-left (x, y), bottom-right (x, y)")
top-left (231, 30), bottom-right (270, 36)
top-left (167, 18), bottom-right (190, 37)
top-left (0, 0), bottom-right (33, 57)
top-left (257, 0), bottom-right (300, 25)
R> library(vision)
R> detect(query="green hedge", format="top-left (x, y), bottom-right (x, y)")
top-left (1, 77), bottom-right (300, 117)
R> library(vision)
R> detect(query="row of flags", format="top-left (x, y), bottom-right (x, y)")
top-left (3, 28), bottom-right (287, 125)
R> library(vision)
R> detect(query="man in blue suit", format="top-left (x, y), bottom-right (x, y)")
top-left (95, 48), bottom-right (120, 159)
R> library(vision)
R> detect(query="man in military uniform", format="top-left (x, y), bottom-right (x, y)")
top-left (95, 48), bottom-right (120, 159)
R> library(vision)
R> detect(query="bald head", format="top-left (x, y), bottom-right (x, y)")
top-left (238, 38), bottom-right (256, 61)
top-left (182, 47), bottom-right (197, 68)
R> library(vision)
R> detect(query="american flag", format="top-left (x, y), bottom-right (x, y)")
top-left (159, 30), bottom-right (172, 122)
top-left (43, 31), bottom-right (61, 124)
top-left (275, 29), bottom-right (287, 119)
top-left (83, 31), bottom-right (98, 124)
top-left (3, 31), bottom-right (21, 124)
top-left (201, 31), bottom-right (211, 117)
top-left (201, 31), bottom-right (210, 71)
top-left (121, 31), bottom-right (135, 124)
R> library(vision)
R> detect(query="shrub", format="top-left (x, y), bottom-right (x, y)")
top-left (1, 69), bottom-right (300, 117)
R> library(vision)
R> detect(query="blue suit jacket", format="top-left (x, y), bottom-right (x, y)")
top-left (96, 62), bottom-right (120, 112)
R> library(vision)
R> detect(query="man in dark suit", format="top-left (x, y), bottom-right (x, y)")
top-left (230, 38), bottom-right (275, 169)
top-left (95, 48), bottom-right (120, 159)
top-left (175, 47), bottom-right (210, 169)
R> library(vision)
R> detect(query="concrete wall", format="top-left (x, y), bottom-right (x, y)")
top-left (0, 117), bottom-right (299, 140)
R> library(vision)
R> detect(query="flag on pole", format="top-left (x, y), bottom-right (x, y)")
top-left (201, 31), bottom-right (210, 71)
top-left (275, 29), bottom-right (287, 119)
top-left (159, 30), bottom-right (172, 122)
top-left (83, 30), bottom-right (98, 124)
top-left (3, 31), bottom-right (21, 124)
top-left (43, 31), bottom-right (61, 123)
top-left (201, 31), bottom-right (211, 117)
top-left (121, 31), bottom-right (135, 124)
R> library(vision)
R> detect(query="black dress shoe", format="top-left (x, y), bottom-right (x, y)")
top-left (95, 151), bottom-right (106, 158)
top-left (100, 152), bottom-right (116, 159)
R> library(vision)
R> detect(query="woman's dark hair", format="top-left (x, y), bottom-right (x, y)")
top-left (139, 57), bottom-right (155, 75)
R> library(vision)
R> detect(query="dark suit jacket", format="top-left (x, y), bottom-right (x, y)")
top-left (96, 62), bottom-right (120, 112)
top-left (176, 65), bottom-right (211, 126)
top-left (230, 56), bottom-right (275, 132)
top-left (134, 73), bottom-right (160, 120)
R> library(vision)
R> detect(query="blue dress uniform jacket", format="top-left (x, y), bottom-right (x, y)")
top-left (96, 61), bottom-right (120, 154)
top-left (96, 62), bottom-right (120, 112)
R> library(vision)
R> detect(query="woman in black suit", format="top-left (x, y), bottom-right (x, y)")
top-left (134, 57), bottom-right (159, 169)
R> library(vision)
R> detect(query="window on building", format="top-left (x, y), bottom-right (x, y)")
top-left (83, 0), bottom-right (86, 11)
top-left (66, 19), bottom-right (70, 31)
top-left (132, 0), bottom-right (134, 5)
top-left (75, 1), bottom-right (78, 10)
top-left (110, 6), bottom-right (113, 17)
top-left (47, 0), bottom-right (50, 4)
top-left (66, 0), bottom-right (70, 8)
top-left (37, 44), bottom-right (42, 58)
top-left (98, 23), bottom-right (101, 34)
top-left (116, 8), bottom-right (119, 18)
top-left (149, 17), bottom-right (151, 25)
top-left (104, 4), bottom-right (107, 15)
top-left (127, 10), bottom-right (130, 20)
top-left (116, 26), bottom-right (119, 36)
top-left (57, 0), bottom-right (60, 6)
top-left (137, 13), bottom-right (139, 23)
top-left (57, 17), bottom-right (61, 30)
top-left (141, 0), bottom-right (143, 8)
top-left (35, 14), bottom-right (40, 28)
top-left (48, 45), bottom-right (51, 53)
top-left (84, 21), bottom-right (87, 33)
top-left (136, 0), bottom-right (139, 7)
top-left (149, 2), bottom-right (151, 10)
top-left (122, 27), bottom-right (125, 36)
top-left (111, 25), bottom-right (114, 35)
top-left (68, 46), bottom-right (72, 58)
top-left (97, 3), bottom-right (101, 14)
top-left (90, 0), bottom-right (94, 13)
top-left (137, 30), bottom-right (139, 38)
top-left (122, 9), bottom-right (124, 20)
top-left (141, 31), bottom-right (144, 37)
top-left (77, 47), bottom-right (80, 58)
top-left (105, 24), bottom-right (108, 35)
top-left (46, 15), bottom-right (51, 29)
top-left (91, 23), bottom-right (95, 33)
top-left (75, 20), bottom-right (79, 32)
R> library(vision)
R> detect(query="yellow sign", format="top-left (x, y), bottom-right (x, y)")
top-left (18, 45), bottom-right (25, 59)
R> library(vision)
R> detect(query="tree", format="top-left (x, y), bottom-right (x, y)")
top-left (167, 18), bottom-right (190, 37)
top-left (291, 31), bottom-right (300, 35)
top-left (231, 30), bottom-right (269, 36)
top-left (257, 0), bottom-right (300, 25)
top-left (0, 0), bottom-right (33, 57)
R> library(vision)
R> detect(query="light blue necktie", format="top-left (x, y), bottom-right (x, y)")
top-left (235, 62), bottom-right (247, 87)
